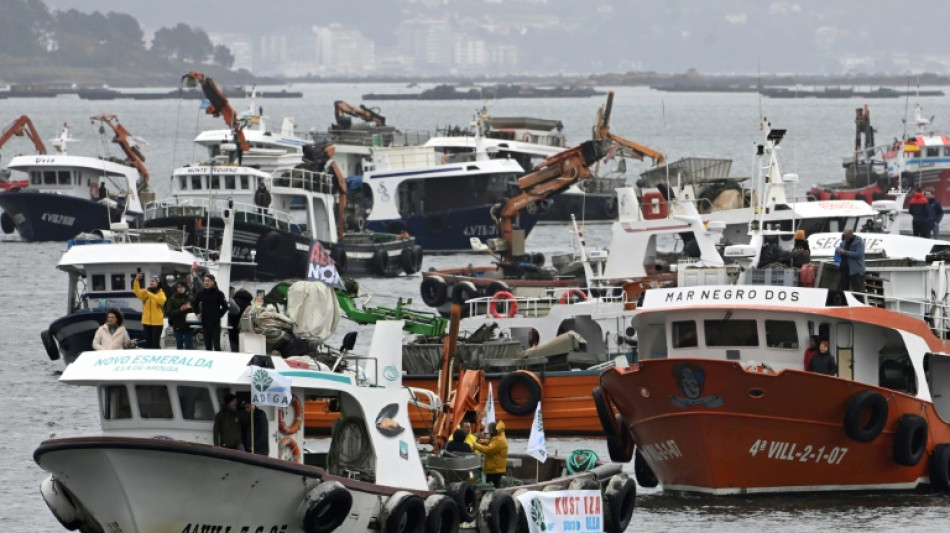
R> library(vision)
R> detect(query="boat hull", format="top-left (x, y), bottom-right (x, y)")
top-left (367, 205), bottom-right (541, 252)
top-left (0, 190), bottom-right (141, 242)
top-left (600, 358), bottom-right (950, 494)
top-left (48, 309), bottom-right (144, 364)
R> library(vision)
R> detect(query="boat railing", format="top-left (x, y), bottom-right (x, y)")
top-left (271, 167), bottom-right (335, 195)
top-left (145, 197), bottom-right (303, 234)
top-left (465, 286), bottom-right (629, 319)
top-left (311, 128), bottom-right (431, 148)
top-left (858, 291), bottom-right (950, 340)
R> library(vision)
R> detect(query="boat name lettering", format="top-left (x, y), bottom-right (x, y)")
top-left (232, 246), bottom-right (253, 260)
top-left (664, 288), bottom-right (799, 303)
top-left (180, 524), bottom-right (288, 533)
top-left (463, 225), bottom-right (499, 237)
top-left (748, 439), bottom-right (848, 465)
top-left (93, 354), bottom-right (214, 370)
top-left (639, 439), bottom-right (683, 462)
top-left (41, 212), bottom-right (76, 226)
top-left (812, 236), bottom-right (883, 251)
top-left (34, 157), bottom-right (56, 164)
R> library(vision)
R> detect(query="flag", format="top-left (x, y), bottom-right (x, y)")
top-left (307, 240), bottom-right (345, 289)
top-left (527, 401), bottom-right (548, 463)
top-left (199, 99), bottom-right (211, 111)
top-left (249, 365), bottom-right (292, 407)
top-left (481, 382), bottom-right (496, 432)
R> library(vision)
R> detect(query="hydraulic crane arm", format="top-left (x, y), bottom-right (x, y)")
top-left (0, 115), bottom-right (46, 154)
top-left (592, 91), bottom-right (666, 166)
top-left (90, 114), bottom-right (150, 194)
top-left (182, 71), bottom-right (250, 153)
top-left (333, 100), bottom-right (386, 129)
top-left (325, 145), bottom-right (348, 241)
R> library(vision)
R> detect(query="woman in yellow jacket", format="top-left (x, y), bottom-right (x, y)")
top-left (473, 421), bottom-right (508, 487)
top-left (133, 273), bottom-right (167, 348)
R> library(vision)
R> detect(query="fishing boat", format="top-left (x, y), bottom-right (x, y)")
top-left (34, 321), bottom-right (638, 533)
top-left (0, 116), bottom-right (149, 241)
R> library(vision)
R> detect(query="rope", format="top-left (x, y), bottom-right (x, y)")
top-left (566, 448), bottom-right (599, 474)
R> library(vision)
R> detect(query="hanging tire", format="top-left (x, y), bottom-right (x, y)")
top-left (606, 428), bottom-right (633, 463)
top-left (603, 474), bottom-right (637, 533)
top-left (477, 490), bottom-right (517, 533)
top-left (400, 247), bottom-right (416, 275)
top-left (424, 494), bottom-right (459, 533)
top-left (420, 276), bottom-right (448, 307)
top-left (381, 491), bottom-right (426, 533)
top-left (331, 246), bottom-right (348, 275)
top-left (592, 387), bottom-right (618, 436)
top-left (40, 476), bottom-right (83, 531)
top-left (894, 414), bottom-right (928, 466)
top-left (0, 211), bottom-right (15, 234)
top-left (261, 230), bottom-right (283, 255)
top-left (929, 443), bottom-right (950, 493)
top-left (451, 281), bottom-right (478, 306)
top-left (634, 448), bottom-right (659, 488)
top-left (447, 481), bottom-right (477, 523)
top-left (498, 370), bottom-right (542, 416)
top-left (372, 249), bottom-right (390, 276)
top-left (485, 280), bottom-right (510, 297)
top-left (511, 488), bottom-right (530, 533)
top-left (843, 390), bottom-right (889, 443)
top-left (41, 330), bottom-right (60, 361)
top-left (297, 481), bottom-right (352, 533)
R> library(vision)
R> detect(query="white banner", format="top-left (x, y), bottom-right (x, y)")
top-left (249, 365), bottom-right (292, 407)
top-left (516, 490), bottom-right (603, 533)
top-left (527, 401), bottom-right (548, 463)
top-left (481, 381), bottom-right (496, 432)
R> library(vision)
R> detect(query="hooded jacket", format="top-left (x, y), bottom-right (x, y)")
top-left (473, 420), bottom-right (508, 474)
top-left (133, 278), bottom-right (167, 326)
top-left (909, 192), bottom-right (931, 222)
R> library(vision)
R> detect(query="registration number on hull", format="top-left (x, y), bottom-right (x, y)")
top-left (749, 439), bottom-right (848, 465)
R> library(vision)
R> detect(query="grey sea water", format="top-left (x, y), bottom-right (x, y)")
top-left (2, 84), bottom-right (950, 531)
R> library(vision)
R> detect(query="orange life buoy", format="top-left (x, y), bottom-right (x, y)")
top-left (558, 289), bottom-right (588, 304)
top-left (641, 191), bottom-right (668, 219)
top-left (89, 181), bottom-right (98, 199)
top-left (279, 437), bottom-right (302, 463)
top-left (278, 396), bottom-right (303, 435)
top-left (489, 291), bottom-right (518, 318)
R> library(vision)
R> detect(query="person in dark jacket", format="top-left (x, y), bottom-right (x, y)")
top-left (193, 273), bottom-right (229, 351)
top-left (808, 340), bottom-right (838, 376)
top-left (803, 334), bottom-right (821, 369)
top-left (909, 187), bottom-right (932, 237)
top-left (927, 189), bottom-right (944, 239)
top-left (242, 402), bottom-right (269, 455)
top-left (165, 280), bottom-right (195, 349)
top-left (254, 181), bottom-right (271, 218)
top-left (213, 393), bottom-right (244, 449)
top-left (836, 229), bottom-right (866, 296)
top-left (790, 229), bottom-right (810, 267)
top-left (228, 288), bottom-right (254, 352)
top-left (445, 428), bottom-right (475, 454)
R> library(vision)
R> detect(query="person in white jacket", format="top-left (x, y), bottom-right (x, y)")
top-left (92, 308), bottom-right (133, 350)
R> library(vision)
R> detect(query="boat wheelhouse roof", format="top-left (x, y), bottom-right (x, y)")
top-left (58, 242), bottom-right (200, 273)
top-left (6, 154), bottom-right (141, 178)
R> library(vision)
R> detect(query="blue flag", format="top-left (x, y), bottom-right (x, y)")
top-left (199, 99), bottom-right (211, 111)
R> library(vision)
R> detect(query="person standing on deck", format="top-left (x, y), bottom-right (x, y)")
top-left (909, 187), bottom-right (932, 238)
top-left (836, 229), bottom-right (866, 297)
top-left (473, 421), bottom-right (508, 488)
top-left (165, 280), bottom-right (195, 350)
top-left (927, 189), bottom-right (944, 239)
top-left (254, 181), bottom-right (271, 220)
top-left (808, 340), bottom-right (838, 376)
top-left (133, 273), bottom-right (166, 349)
top-left (192, 273), bottom-right (229, 351)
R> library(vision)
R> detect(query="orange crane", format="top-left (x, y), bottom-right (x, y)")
top-left (333, 100), bottom-right (386, 129)
top-left (89, 114), bottom-right (150, 194)
top-left (592, 91), bottom-right (665, 166)
top-left (182, 71), bottom-right (251, 154)
top-left (0, 115), bottom-right (46, 155)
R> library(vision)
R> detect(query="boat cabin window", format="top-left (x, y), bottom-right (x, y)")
top-left (224, 175), bottom-right (235, 189)
top-left (191, 175), bottom-right (203, 190)
top-left (57, 171), bottom-right (71, 185)
top-left (91, 274), bottom-right (106, 292)
top-left (135, 385), bottom-right (174, 419)
top-left (705, 319), bottom-right (758, 346)
top-left (765, 320), bottom-right (798, 349)
top-left (30, 171), bottom-right (40, 185)
top-left (945, 147), bottom-right (950, 157)
top-left (927, 147), bottom-right (940, 157)
top-left (240, 176), bottom-right (249, 189)
top-left (101, 385), bottom-right (132, 420)
top-left (44, 171), bottom-right (56, 185)
top-left (672, 320), bottom-right (698, 348)
top-left (111, 273), bottom-right (127, 291)
top-left (178, 386), bottom-right (215, 420)
top-left (178, 175), bottom-right (187, 190)
top-left (210, 175), bottom-right (221, 189)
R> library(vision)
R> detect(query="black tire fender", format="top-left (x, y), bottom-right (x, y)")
top-left (0, 211), bottom-right (15, 234)
top-left (451, 281), bottom-right (478, 306)
top-left (424, 494), bottom-right (459, 533)
top-left (894, 414), bottom-right (928, 466)
top-left (381, 491), bottom-right (426, 533)
top-left (372, 249), bottom-right (390, 276)
top-left (634, 448), bottom-right (659, 488)
top-left (447, 481), bottom-right (477, 523)
top-left (485, 280), bottom-right (511, 297)
top-left (411, 245), bottom-right (424, 273)
top-left (331, 245), bottom-right (348, 275)
top-left (400, 247), bottom-right (415, 275)
top-left (511, 488), bottom-right (530, 533)
top-left (929, 443), bottom-right (950, 493)
top-left (261, 230), bottom-right (283, 255)
top-left (498, 370), bottom-right (542, 416)
top-left (477, 490), bottom-right (517, 533)
top-left (843, 390), bottom-right (889, 443)
top-left (420, 275), bottom-right (448, 307)
top-left (297, 480), bottom-right (352, 533)
top-left (603, 474), bottom-right (637, 533)
top-left (41, 330), bottom-right (60, 361)
top-left (40, 476), bottom-right (83, 531)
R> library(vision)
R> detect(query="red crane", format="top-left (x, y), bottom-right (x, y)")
top-left (0, 115), bottom-right (46, 155)
top-left (89, 114), bottom-right (150, 194)
top-left (182, 71), bottom-right (250, 153)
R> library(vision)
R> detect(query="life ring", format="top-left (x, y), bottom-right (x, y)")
top-left (331, 246), bottom-right (348, 275)
top-left (420, 275), bottom-right (448, 307)
top-left (522, 132), bottom-right (532, 142)
top-left (40, 476), bottom-right (83, 531)
top-left (40, 330), bottom-right (60, 361)
top-left (297, 481), bottom-right (352, 533)
top-left (279, 437), bottom-right (302, 463)
top-left (279, 396), bottom-right (304, 435)
top-left (558, 289), bottom-right (588, 304)
top-left (0, 211), bottom-right (15, 234)
top-left (929, 443), bottom-right (950, 493)
top-left (634, 448), bottom-right (659, 488)
top-left (424, 494), bottom-right (460, 533)
top-left (498, 370), bottom-right (542, 416)
top-left (477, 490), bottom-right (517, 533)
top-left (489, 290), bottom-right (518, 318)
top-left (447, 481), bottom-right (477, 523)
top-left (451, 281), bottom-right (478, 306)
top-left (381, 491), bottom-right (426, 533)
top-left (641, 191), bottom-right (668, 219)
top-left (400, 247), bottom-right (416, 275)
top-left (603, 474), bottom-right (637, 533)
top-left (485, 280), bottom-right (510, 297)
top-left (261, 230), bottom-right (283, 255)
top-left (744, 362), bottom-right (775, 374)
top-left (843, 390), bottom-right (889, 443)
top-left (893, 414), bottom-right (928, 466)
top-left (89, 180), bottom-right (99, 199)
top-left (372, 249), bottom-right (390, 276)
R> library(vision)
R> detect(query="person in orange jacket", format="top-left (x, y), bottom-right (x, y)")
top-left (133, 272), bottom-right (167, 348)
